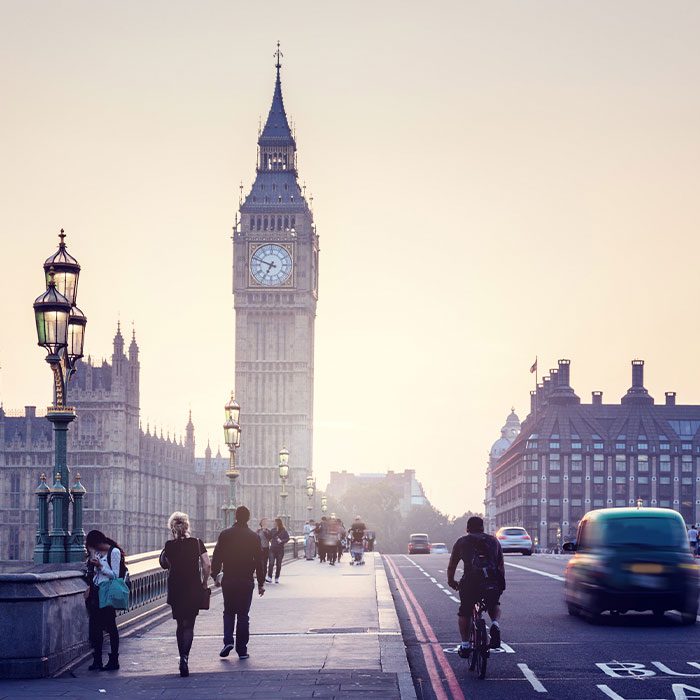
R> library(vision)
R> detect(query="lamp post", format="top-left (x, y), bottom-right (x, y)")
top-left (321, 494), bottom-right (328, 515)
top-left (279, 447), bottom-right (290, 528)
top-left (32, 230), bottom-right (87, 564)
top-left (222, 392), bottom-right (241, 527)
top-left (306, 475), bottom-right (315, 516)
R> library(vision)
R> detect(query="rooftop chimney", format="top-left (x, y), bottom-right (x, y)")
top-left (621, 359), bottom-right (654, 405)
top-left (592, 391), bottom-right (603, 406)
top-left (530, 390), bottom-right (537, 414)
top-left (665, 391), bottom-right (676, 406)
top-left (548, 359), bottom-right (580, 405)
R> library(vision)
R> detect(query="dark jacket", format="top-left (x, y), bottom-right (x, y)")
top-left (211, 523), bottom-right (265, 587)
top-left (448, 532), bottom-right (505, 592)
top-left (269, 526), bottom-right (290, 552)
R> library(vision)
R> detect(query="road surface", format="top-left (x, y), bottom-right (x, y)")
top-left (384, 552), bottom-right (700, 700)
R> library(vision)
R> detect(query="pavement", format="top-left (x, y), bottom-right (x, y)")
top-left (0, 553), bottom-right (412, 700)
top-left (384, 552), bottom-right (700, 700)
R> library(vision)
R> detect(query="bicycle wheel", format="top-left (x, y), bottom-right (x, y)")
top-left (476, 619), bottom-right (488, 679)
top-left (468, 619), bottom-right (478, 671)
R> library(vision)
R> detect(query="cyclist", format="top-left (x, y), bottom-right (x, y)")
top-left (447, 516), bottom-right (505, 654)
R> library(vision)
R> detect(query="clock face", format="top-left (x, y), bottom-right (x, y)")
top-left (250, 244), bottom-right (293, 287)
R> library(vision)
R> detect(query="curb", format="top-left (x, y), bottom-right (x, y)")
top-left (375, 554), bottom-right (418, 700)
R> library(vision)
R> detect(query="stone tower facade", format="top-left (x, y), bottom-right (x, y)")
top-left (233, 55), bottom-right (319, 532)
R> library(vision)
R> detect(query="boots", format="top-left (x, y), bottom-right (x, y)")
top-left (88, 653), bottom-right (103, 671)
top-left (179, 656), bottom-right (189, 677)
top-left (101, 653), bottom-right (119, 671)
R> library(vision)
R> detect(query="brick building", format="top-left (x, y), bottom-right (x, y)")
top-left (491, 359), bottom-right (700, 548)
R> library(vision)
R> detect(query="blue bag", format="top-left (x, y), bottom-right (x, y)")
top-left (98, 577), bottom-right (130, 610)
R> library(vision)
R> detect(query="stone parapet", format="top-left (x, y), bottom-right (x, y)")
top-left (0, 569), bottom-right (88, 679)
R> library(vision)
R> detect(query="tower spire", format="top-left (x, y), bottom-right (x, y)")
top-left (274, 40), bottom-right (283, 75)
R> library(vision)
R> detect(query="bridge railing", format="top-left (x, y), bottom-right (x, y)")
top-left (121, 536), bottom-right (305, 617)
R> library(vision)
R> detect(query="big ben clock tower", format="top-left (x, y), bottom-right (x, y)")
top-left (233, 48), bottom-right (319, 530)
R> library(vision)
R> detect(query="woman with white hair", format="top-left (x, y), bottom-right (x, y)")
top-left (160, 511), bottom-right (211, 677)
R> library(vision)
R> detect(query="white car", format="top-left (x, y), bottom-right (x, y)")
top-left (430, 542), bottom-right (449, 554)
top-left (496, 526), bottom-right (533, 555)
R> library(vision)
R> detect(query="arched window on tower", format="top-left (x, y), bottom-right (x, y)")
top-left (284, 216), bottom-right (289, 230)
top-left (256, 216), bottom-right (261, 230)
top-left (250, 217), bottom-right (254, 230)
top-left (277, 216), bottom-right (282, 230)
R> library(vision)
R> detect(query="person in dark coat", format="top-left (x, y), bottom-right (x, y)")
top-left (211, 505), bottom-right (266, 660)
top-left (257, 518), bottom-right (271, 578)
top-left (267, 518), bottom-right (290, 583)
top-left (160, 512), bottom-right (211, 677)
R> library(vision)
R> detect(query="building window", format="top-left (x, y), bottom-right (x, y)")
top-left (571, 455), bottom-right (582, 471)
top-left (660, 442), bottom-right (670, 451)
top-left (615, 455), bottom-right (626, 472)
top-left (592, 434), bottom-right (604, 450)
top-left (637, 455), bottom-right (649, 472)
top-left (8, 527), bottom-right (19, 560)
top-left (683, 443), bottom-right (693, 452)
top-left (659, 477), bottom-right (671, 485)
top-left (549, 441), bottom-right (560, 449)
top-left (637, 436), bottom-right (648, 450)
top-left (593, 454), bottom-right (604, 471)
top-left (659, 455), bottom-right (671, 472)
top-left (638, 476), bottom-right (649, 484)
top-left (9, 473), bottom-right (20, 509)
top-left (682, 455), bottom-right (693, 472)
top-left (549, 454), bottom-right (560, 471)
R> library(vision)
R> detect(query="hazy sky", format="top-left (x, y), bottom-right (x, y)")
top-left (2, 1), bottom-right (700, 516)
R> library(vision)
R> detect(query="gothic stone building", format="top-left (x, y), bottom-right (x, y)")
top-left (0, 325), bottom-right (228, 563)
top-left (232, 57), bottom-right (319, 532)
top-left (492, 359), bottom-right (700, 548)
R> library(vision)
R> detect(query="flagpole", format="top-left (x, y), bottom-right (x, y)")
top-left (534, 355), bottom-right (538, 426)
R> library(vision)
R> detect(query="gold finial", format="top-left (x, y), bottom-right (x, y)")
top-left (40, 473), bottom-right (47, 483)
top-left (55, 472), bottom-right (62, 483)
top-left (75, 472), bottom-right (81, 481)
top-left (59, 229), bottom-right (66, 246)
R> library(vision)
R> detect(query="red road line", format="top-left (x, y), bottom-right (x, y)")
top-left (385, 556), bottom-right (466, 700)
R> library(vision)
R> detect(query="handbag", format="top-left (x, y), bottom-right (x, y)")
top-left (98, 577), bottom-right (130, 610)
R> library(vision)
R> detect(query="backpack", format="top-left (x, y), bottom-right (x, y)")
top-left (466, 536), bottom-right (499, 591)
top-left (109, 546), bottom-right (131, 590)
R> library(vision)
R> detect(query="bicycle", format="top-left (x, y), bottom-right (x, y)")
top-left (458, 598), bottom-right (490, 679)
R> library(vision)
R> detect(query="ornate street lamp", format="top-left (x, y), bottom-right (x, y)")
top-left (321, 494), bottom-right (328, 514)
top-left (279, 447), bottom-right (290, 528)
top-left (306, 474), bottom-right (315, 515)
top-left (32, 230), bottom-right (87, 563)
top-left (222, 391), bottom-right (241, 527)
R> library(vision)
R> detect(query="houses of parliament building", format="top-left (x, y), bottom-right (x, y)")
top-left (0, 325), bottom-right (229, 563)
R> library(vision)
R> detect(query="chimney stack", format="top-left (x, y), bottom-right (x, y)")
top-left (592, 391), bottom-right (603, 406)
top-left (557, 359), bottom-right (571, 386)
top-left (632, 359), bottom-right (645, 388)
top-left (621, 359), bottom-right (654, 405)
top-left (665, 391), bottom-right (676, 406)
top-left (530, 390), bottom-right (537, 414)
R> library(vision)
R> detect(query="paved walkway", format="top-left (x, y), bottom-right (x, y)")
top-left (0, 553), bottom-right (415, 700)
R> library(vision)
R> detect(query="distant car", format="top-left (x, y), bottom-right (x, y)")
top-left (496, 526), bottom-right (533, 555)
top-left (431, 543), bottom-right (449, 554)
top-left (408, 533), bottom-right (431, 555)
top-left (563, 507), bottom-right (699, 623)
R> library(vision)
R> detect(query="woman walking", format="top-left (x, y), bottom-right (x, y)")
top-left (84, 530), bottom-right (124, 672)
top-left (267, 518), bottom-right (290, 583)
top-left (160, 512), bottom-right (211, 677)
top-left (257, 518), bottom-right (271, 577)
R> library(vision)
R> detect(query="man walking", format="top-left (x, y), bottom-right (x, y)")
top-left (211, 506), bottom-right (265, 660)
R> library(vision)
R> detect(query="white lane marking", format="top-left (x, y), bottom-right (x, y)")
top-left (500, 642), bottom-right (515, 654)
top-left (422, 571), bottom-right (430, 577)
top-left (505, 561), bottom-right (565, 581)
top-left (518, 663), bottom-right (548, 692)
top-left (430, 577), bottom-right (437, 583)
top-left (436, 583), bottom-right (445, 589)
top-left (450, 596), bottom-right (459, 603)
top-left (443, 589), bottom-right (452, 595)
